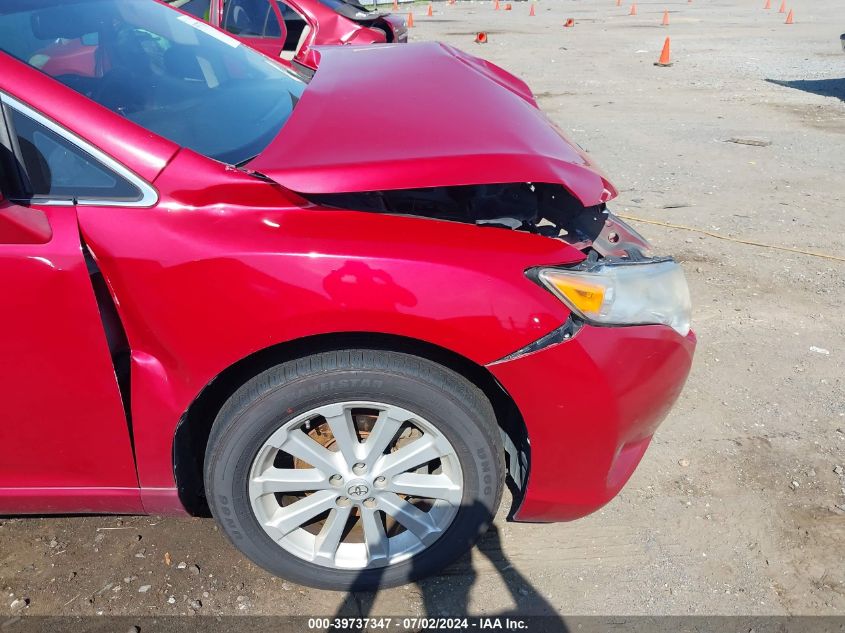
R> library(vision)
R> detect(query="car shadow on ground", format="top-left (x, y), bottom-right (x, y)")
top-left (329, 517), bottom-right (567, 632)
top-left (765, 77), bottom-right (845, 101)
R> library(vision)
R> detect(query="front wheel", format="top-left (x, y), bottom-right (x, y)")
top-left (204, 350), bottom-right (504, 590)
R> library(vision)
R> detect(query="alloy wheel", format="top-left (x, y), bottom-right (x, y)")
top-left (247, 401), bottom-right (464, 570)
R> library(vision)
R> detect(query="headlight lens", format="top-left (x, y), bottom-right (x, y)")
top-left (537, 259), bottom-right (692, 336)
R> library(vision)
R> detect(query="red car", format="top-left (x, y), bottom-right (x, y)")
top-left (0, 0), bottom-right (694, 590)
top-left (169, 0), bottom-right (408, 69)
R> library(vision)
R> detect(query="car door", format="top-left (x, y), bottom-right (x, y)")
top-left (0, 94), bottom-right (142, 513)
top-left (219, 0), bottom-right (288, 59)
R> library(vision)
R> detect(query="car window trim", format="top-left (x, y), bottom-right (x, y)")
top-left (0, 92), bottom-right (159, 208)
top-left (0, 102), bottom-right (30, 198)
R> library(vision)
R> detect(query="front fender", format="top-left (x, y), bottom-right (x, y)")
top-left (78, 151), bottom-right (583, 492)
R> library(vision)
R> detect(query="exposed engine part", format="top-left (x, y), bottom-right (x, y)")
top-left (307, 183), bottom-right (650, 259)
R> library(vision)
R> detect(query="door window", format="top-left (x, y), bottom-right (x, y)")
top-left (8, 107), bottom-right (142, 203)
top-left (277, 1), bottom-right (307, 51)
top-left (222, 0), bottom-right (282, 37)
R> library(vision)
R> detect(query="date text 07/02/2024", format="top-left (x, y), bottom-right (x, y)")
top-left (307, 617), bottom-right (530, 630)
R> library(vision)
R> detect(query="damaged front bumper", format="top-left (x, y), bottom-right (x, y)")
top-left (488, 322), bottom-right (695, 522)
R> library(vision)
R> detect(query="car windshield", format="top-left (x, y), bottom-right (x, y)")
top-left (0, 0), bottom-right (306, 165)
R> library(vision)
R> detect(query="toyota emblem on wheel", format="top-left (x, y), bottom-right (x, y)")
top-left (347, 483), bottom-right (369, 499)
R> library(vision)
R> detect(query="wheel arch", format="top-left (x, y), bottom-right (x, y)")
top-left (172, 331), bottom-right (529, 517)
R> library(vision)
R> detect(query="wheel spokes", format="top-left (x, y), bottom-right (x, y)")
top-left (250, 467), bottom-right (329, 497)
top-left (374, 434), bottom-right (443, 479)
top-left (362, 409), bottom-right (405, 462)
top-left (280, 428), bottom-right (343, 476)
top-left (360, 507), bottom-right (389, 565)
top-left (387, 472), bottom-right (462, 505)
top-left (265, 489), bottom-right (338, 538)
top-left (248, 401), bottom-right (465, 570)
top-left (379, 492), bottom-right (441, 545)
top-left (322, 404), bottom-right (362, 466)
top-left (314, 505), bottom-right (353, 564)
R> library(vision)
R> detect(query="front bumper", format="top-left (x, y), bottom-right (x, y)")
top-left (488, 322), bottom-right (695, 522)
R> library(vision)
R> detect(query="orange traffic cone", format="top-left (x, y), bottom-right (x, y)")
top-left (784, 8), bottom-right (793, 22)
top-left (475, 31), bottom-right (488, 43)
top-left (407, 11), bottom-right (414, 26)
top-left (529, 2), bottom-right (535, 15)
top-left (654, 36), bottom-right (672, 66)
top-left (661, 9), bottom-right (669, 24)
top-left (763, 0), bottom-right (770, 8)
top-left (564, 17), bottom-right (575, 26)
top-left (629, 2), bottom-right (637, 15)
top-left (426, 3), bottom-right (433, 15)
top-left (778, 0), bottom-right (785, 12)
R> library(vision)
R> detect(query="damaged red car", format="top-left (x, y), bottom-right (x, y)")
top-left (0, 0), bottom-right (694, 590)
top-left (168, 0), bottom-right (408, 69)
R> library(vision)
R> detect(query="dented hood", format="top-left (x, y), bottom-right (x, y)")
top-left (248, 42), bottom-right (616, 206)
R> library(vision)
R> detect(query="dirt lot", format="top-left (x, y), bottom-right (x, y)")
top-left (2, 0), bottom-right (844, 620)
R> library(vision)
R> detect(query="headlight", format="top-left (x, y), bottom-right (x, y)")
top-left (536, 259), bottom-right (692, 336)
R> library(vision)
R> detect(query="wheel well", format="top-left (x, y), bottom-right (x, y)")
top-left (172, 332), bottom-right (529, 517)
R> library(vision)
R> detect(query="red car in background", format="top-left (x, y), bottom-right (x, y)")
top-left (0, 0), bottom-right (693, 590)
top-left (170, 0), bottom-right (408, 69)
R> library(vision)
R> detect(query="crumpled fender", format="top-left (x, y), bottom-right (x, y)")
top-left (77, 150), bottom-right (587, 493)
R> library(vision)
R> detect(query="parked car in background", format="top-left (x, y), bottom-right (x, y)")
top-left (0, 0), bottom-right (694, 590)
top-left (168, 0), bottom-right (408, 69)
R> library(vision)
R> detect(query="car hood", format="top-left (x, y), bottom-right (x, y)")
top-left (248, 42), bottom-right (616, 206)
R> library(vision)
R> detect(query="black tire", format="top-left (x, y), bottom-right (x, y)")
top-left (204, 349), bottom-right (504, 590)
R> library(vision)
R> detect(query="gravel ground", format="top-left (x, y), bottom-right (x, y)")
top-left (2, 0), bottom-right (844, 619)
